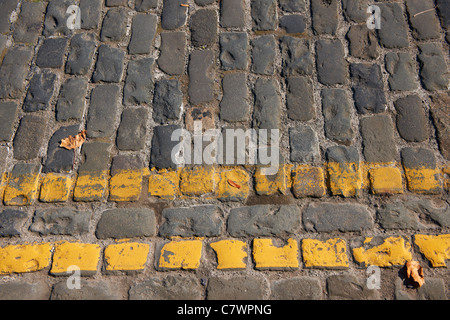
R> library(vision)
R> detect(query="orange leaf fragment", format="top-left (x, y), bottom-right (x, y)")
top-left (180, 3), bottom-right (189, 7)
top-left (405, 261), bottom-right (425, 287)
top-left (60, 130), bottom-right (87, 150)
top-left (227, 179), bottom-right (241, 189)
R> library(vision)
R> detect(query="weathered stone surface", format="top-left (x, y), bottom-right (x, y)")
top-left (50, 280), bottom-right (121, 300)
top-left (100, 8), bottom-right (128, 42)
top-left (406, 0), bottom-right (441, 40)
top-left (342, 0), bottom-right (368, 23)
top-left (188, 50), bottom-right (214, 105)
top-left (377, 3), bottom-right (410, 48)
top-left (86, 85), bottom-right (120, 138)
top-left (106, 0), bottom-right (128, 6)
top-left (271, 277), bottom-right (322, 300)
top-left (327, 275), bottom-right (380, 300)
top-left (153, 80), bottom-right (183, 123)
top-left (116, 108), bottom-right (148, 151)
top-left (158, 32), bottom-right (186, 75)
top-left (23, 71), bottom-right (57, 112)
top-left (30, 208), bottom-right (90, 236)
top-left (360, 114), bottom-right (397, 162)
top-left (13, 115), bottom-right (47, 160)
top-left (251, 0), bottom-right (277, 31)
top-left (316, 39), bottom-right (347, 85)
top-left (161, 0), bottom-right (188, 30)
top-left (65, 33), bottom-right (96, 75)
top-left (227, 205), bottom-right (301, 237)
top-left (326, 145), bottom-right (359, 164)
top-left (401, 147), bottom-right (437, 169)
top-left (385, 52), bottom-right (418, 91)
top-left (0, 46), bottom-right (33, 99)
top-left (350, 63), bottom-right (386, 114)
top-left (56, 78), bottom-right (88, 122)
top-left (96, 208), bottom-right (156, 239)
top-left (123, 58), bottom-right (154, 105)
top-left (280, 0), bottom-right (306, 12)
top-left (280, 15), bottom-right (306, 34)
top-left (129, 13), bottom-right (157, 54)
top-left (130, 276), bottom-right (203, 300)
top-left (190, 9), bottom-right (218, 48)
top-left (303, 203), bottom-right (373, 232)
top-left (207, 276), bottom-right (265, 300)
top-left (36, 38), bottom-right (68, 69)
top-left (418, 43), bottom-right (449, 91)
top-left (13, 1), bottom-right (46, 43)
top-left (253, 78), bottom-right (281, 130)
top-left (0, 0), bottom-right (19, 34)
top-left (281, 37), bottom-right (314, 77)
top-left (286, 77), bottom-right (314, 121)
top-left (289, 126), bottom-right (320, 163)
top-left (135, 0), bottom-right (158, 11)
top-left (78, 142), bottom-right (111, 173)
top-left (0, 209), bottom-right (27, 237)
top-left (220, 73), bottom-right (249, 122)
top-left (0, 282), bottom-right (51, 300)
top-left (150, 125), bottom-right (182, 170)
top-left (43, 0), bottom-right (76, 37)
top-left (321, 89), bottom-right (354, 145)
top-left (251, 35), bottom-right (276, 75)
top-left (0, 102), bottom-right (18, 141)
top-left (44, 125), bottom-right (80, 173)
top-left (220, 32), bottom-right (248, 70)
top-left (311, 0), bottom-right (338, 35)
top-left (221, 0), bottom-right (245, 28)
top-left (394, 95), bottom-right (429, 143)
top-left (159, 205), bottom-right (222, 237)
top-left (80, 0), bottom-right (102, 30)
top-left (347, 25), bottom-right (379, 60)
top-left (430, 93), bottom-right (450, 160)
top-left (92, 45), bottom-right (125, 83)
top-left (417, 278), bottom-right (448, 300)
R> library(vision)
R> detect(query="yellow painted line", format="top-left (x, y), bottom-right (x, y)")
top-left (302, 238), bottom-right (349, 268)
top-left (0, 243), bottom-right (53, 275)
top-left (414, 234), bottom-right (450, 267)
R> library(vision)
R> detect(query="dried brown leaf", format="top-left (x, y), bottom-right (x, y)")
top-left (405, 261), bottom-right (425, 287)
top-left (60, 130), bottom-right (87, 150)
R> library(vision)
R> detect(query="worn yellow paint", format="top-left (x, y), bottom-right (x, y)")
top-left (216, 167), bottom-right (250, 201)
top-left (254, 164), bottom-right (291, 196)
top-left (352, 236), bottom-right (412, 267)
top-left (302, 238), bottom-right (349, 268)
top-left (158, 240), bottom-right (202, 269)
top-left (148, 168), bottom-right (180, 200)
top-left (327, 162), bottom-right (362, 197)
top-left (109, 169), bottom-right (142, 202)
top-left (3, 171), bottom-right (40, 206)
top-left (73, 171), bottom-right (108, 202)
top-left (0, 172), bottom-right (8, 200)
top-left (403, 168), bottom-right (442, 194)
top-left (51, 242), bottom-right (101, 275)
top-left (369, 167), bottom-right (403, 194)
top-left (291, 165), bottom-right (326, 198)
top-left (253, 238), bottom-right (299, 269)
top-left (179, 166), bottom-right (216, 196)
top-left (414, 234), bottom-right (450, 267)
top-left (210, 240), bottom-right (247, 270)
top-left (0, 243), bottom-right (53, 275)
top-left (104, 242), bottom-right (150, 271)
top-left (39, 173), bottom-right (75, 202)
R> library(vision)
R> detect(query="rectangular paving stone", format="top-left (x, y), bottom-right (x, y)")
top-left (56, 78), bottom-right (88, 122)
top-left (347, 25), bottom-right (379, 60)
top-left (253, 78), bottom-right (281, 131)
top-left (106, 0), bottom-right (128, 7)
top-left (352, 236), bottom-right (412, 267)
top-left (116, 107), bottom-right (148, 151)
top-left (281, 37), bottom-right (314, 77)
top-left (279, 0), bottom-right (306, 12)
top-left (377, 3), bottom-right (410, 48)
top-left (158, 32), bottom-right (186, 75)
top-left (153, 80), bottom-right (183, 123)
top-left (251, 35), bottom-right (276, 75)
top-left (39, 173), bottom-right (75, 203)
top-left (406, 0), bottom-right (441, 40)
top-left (43, 125), bottom-right (80, 173)
top-left (251, 0), bottom-right (277, 31)
top-left (0, 209), bottom-right (27, 237)
top-left (130, 275), bottom-right (203, 300)
top-left (13, 115), bottom-right (47, 161)
top-left (92, 45), bottom-right (125, 83)
top-left (13, 1), bottom-right (46, 44)
top-left (0, 46), bottom-right (33, 99)
top-left (0, 102), bottom-right (18, 142)
top-left (101, 8), bottom-right (128, 42)
top-left (430, 93), bottom-right (450, 161)
top-left (350, 63), bottom-right (386, 114)
top-left (30, 208), bottom-right (90, 236)
top-left (207, 276), bottom-right (265, 300)
top-left (279, 14), bottom-right (306, 34)
top-left (302, 238), bottom-right (349, 269)
top-left (342, 0), bottom-right (368, 23)
top-left (326, 146), bottom-right (362, 197)
top-left (3, 163), bottom-right (41, 206)
top-left (316, 39), bottom-right (347, 85)
top-left (321, 88), bottom-right (354, 145)
top-left (65, 33), bottom-right (96, 76)
top-left (360, 114), bottom-right (397, 163)
top-left (36, 38), bottom-right (68, 69)
top-left (253, 238), bottom-right (299, 270)
top-left (51, 242), bottom-right (101, 276)
top-left (135, 0), bottom-right (158, 11)
top-left (22, 71), bottom-right (57, 112)
top-left (289, 126), bottom-right (320, 163)
top-left (156, 240), bottom-right (202, 270)
top-left (0, 242), bottom-right (52, 274)
top-left (50, 280), bottom-right (121, 300)
top-left (43, 0), bottom-right (76, 37)
top-left (80, 0), bottom-right (102, 30)
top-left (221, 0), bottom-right (245, 28)
top-left (128, 13), bottom-right (157, 54)
top-left (123, 58), bottom-right (154, 105)
top-left (220, 73), bottom-right (249, 122)
top-left (104, 242), bottom-right (150, 272)
top-left (86, 84), bottom-right (120, 138)
top-left (271, 277), bottom-right (322, 300)
top-left (109, 155), bottom-right (143, 202)
top-left (394, 95), bottom-right (429, 143)
top-left (210, 239), bottom-right (248, 270)
top-left (418, 43), bottom-right (449, 91)
top-left (150, 125), bottom-right (182, 170)
top-left (291, 165), bottom-right (326, 198)
top-left (286, 77), bottom-right (315, 121)
top-left (327, 275), bottom-right (380, 300)
top-left (385, 52), bottom-right (418, 91)
top-left (219, 32), bottom-right (248, 70)
top-left (0, 0), bottom-right (19, 34)
top-left (161, 0), bottom-right (188, 30)
top-left (188, 49), bottom-right (214, 105)
top-left (311, 0), bottom-right (338, 35)
top-left (191, 9), bottom-right (218, 48)
top-left (368, 167), bottom-right (404, 195)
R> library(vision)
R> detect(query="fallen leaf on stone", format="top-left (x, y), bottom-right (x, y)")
top-left (405, 261), bottom-right (425, 287)
top-left (60, 130), bottom-right (87, 150)
top-left (227, 179), bottom-right (241, 189)
top-left (180, 3), bottom-right (189, 7)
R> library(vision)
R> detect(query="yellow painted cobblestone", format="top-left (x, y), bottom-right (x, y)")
top-left (210, 240), bottom-right (247, 270)
top-left (252, 238), bottom-right (299, 269)
top-left (414, 234), bottom-right (450, 267)
top-left (104, 242), bottom-right (150, 271)
top-left (0, 243), bottom-right (53, 275)
top-left (302, 238), bottom-right (349, 268)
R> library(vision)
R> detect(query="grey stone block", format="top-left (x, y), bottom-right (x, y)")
top-left (289, 126), bottom-right (320, 163)
top-left (135, 0), bottom-right (158, 11)
top-left (279, 0), bottom-right (306, 13)
top-left (326, 145), bottom-right (359, 164)
top-left (316, 39), bottom-right (347, 85)
top-left (30, 208), bottom-right (90, 236)
top-left (251, 35), bottom-right (276, 75)
top-left (0, 0), bottom-right (19, 34)
top-left (360, 114), bottom-right (397, 162)
top-left (92, 45), bottom-right (125, 83)
top-left (347, 25), bottom-right (379, 60)
top-left (0, 101), bottom-right (19, 141)
top-left (65, 33), bottom-right (96, 76)
top-left (106, 0), bottom-right (128, 6)
top-left (13, 1), bottom-right (46, 43)
top-left (0, 47), bottom-right (33, 99)
top-left (188, 49), bottom-right (214, 105)
top-left (350, 63), bottom-right (386, 114)
top-left (36, 38), bottom-right (68, 69)
top-left (0, 282), bottom-right (51, 300)
top-left (286, 77), bottom-right (315, 121)
top-left (280, 15), bottom-right (306, 34)
top-left (311, 0), bottom-right (338, 35)
top-left (116, 108), bottom-right (148, 151)
top-left (158, 32), bottom-right (186, 75)
top-left (385, 52), bottom-right (418, 91)
top-left (13, 115), bottom-right (47, 160)
top-left (43, 0), bottom-right (76, 37)
top-left (150, 125), bottom-right (182, 170)
top-left (128, 13), bottom-right (157, 54)
top-left (342, 0), bottom-right (368, 23)
top-left (100, 8), bottom-right (128, 42)
top-left (394, 95), bottom-right (429, 143)
top-left (130, 276), bottom-right (203, 300)
top-left (207, 277), bottom-right (265, 300)
top-left (153, 80), bottom-right (183, 123)
top-left (43, 125), bottom-right (80, 173)
top-left (50, 280), bottom-right (121, 300)
top-left (430, 93), bottom-right (450, 161)
top-left (96, 208), bottom-right (156, 239)
top-left (56, 78), bottom-right (88, 122)
top-left (401, 147), bottom-right (437, 169)
top-left (377, 3), bottom-right (410, 48)
top-left (80, 0), bottom-right (102, 30)
top-left (271, 277), bottom-right (322, 300)
top-left (23, 71), bottom-right (57, 112)
top-left (86, 84), bottom-right (120, 138)
top-left (220, 73), bottom-right (249, 122)
top-left (161, 0), bottom-right (187, 30)
top-left (0, 209), bottom-right (27, 237)
top-left (190, 9), bottom-right (218, 48)
top-left (221, 0), bottom-right (245, 28)
top-left (321, 89), bottom-right (354, 145)
top-left (123, 58), bottom-right (154, 105)
top-left (78, 142), bottom-right (111, 173)
top-left (418, 43), bottom-right (449, 91)
top-left (220, 32), bottom-right (248, 70)
top-left (281, 37), bottom-right (314, 77)
top-left (327, 275), bottom-right (380, 300)
top-left (251, 0), bottom-right (277, 31)
top-left (253, 78), bottom-right (281, 130)
top-left (406, 0), bottom-right (441, 40)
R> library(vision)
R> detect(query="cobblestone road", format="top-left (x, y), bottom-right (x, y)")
top-left (0, 0), bottom-right (449, 300)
